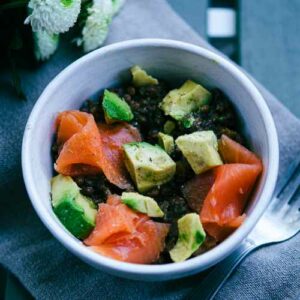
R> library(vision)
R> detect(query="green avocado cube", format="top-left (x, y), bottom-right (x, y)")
top-left (121, 192), bottom-right (164, 217)
top-left (158, 132), bottom-right (175, 155)
top-left (51, 174), bottom-right (80, 207)
top-left (181, 115), bottom-right (195, 129)
top-left (131, 65), bottom-right (159, 87)
top-left (169, 213), bottom-right (206, 262)
top-left (163, 120), bottom-right (176, 134)
top-left (159, 80), bottom-right (211, 120)
top-left (123, 142), bottom-right (176, 192)
top-left (102, 89), bottom-right (133, 123)
top-left (51, 175), bottom-right (97, 239)
top-left (175, 131), bottom-right (223, 174)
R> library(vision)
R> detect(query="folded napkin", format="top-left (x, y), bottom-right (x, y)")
top-left (0, 0), bottom-right (299, 299)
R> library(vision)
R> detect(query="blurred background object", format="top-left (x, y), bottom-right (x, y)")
top-left (207, 0), bottom-right (238, 61)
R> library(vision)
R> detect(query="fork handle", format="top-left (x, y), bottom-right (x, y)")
top-left (189, 239), bottom-right (257, 300)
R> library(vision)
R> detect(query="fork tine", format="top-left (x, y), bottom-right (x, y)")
top-left (279, 169), bottom-right (300, 203)
top-left (276, 203), bottom-right (290, 218)
top-left (280, 186), bottom-right (300, 226)
top-left (286, 185), bottom-right (300, 212)
top-left (275, 156), bottom-right (300, 197)
top-left (269, 159), bottom-right (300, 212)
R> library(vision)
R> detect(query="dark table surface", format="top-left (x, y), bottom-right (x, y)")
top-left (1, 1), bottom-right (300, 299)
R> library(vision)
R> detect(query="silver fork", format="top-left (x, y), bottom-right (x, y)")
top-left (189, 158), bottom-right (300, 300)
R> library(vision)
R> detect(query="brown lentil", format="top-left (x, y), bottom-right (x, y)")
top-left (177, 89), bottom-right (244, 144)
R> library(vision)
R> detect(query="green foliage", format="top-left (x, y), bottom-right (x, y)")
top-left (0, 0), bottom-right (126, 99)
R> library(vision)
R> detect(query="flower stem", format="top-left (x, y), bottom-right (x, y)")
top-left (0, 0), bottom-right (29, 10)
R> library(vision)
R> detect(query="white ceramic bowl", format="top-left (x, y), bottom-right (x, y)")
top-left (22, 39), bottom-right (279, 281)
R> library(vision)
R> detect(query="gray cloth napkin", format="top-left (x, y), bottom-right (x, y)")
top-left (0, 0), bottom-right (299, 299)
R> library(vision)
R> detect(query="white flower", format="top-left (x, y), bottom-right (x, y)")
top-left (33, 31), bottom-right (59, 61)
top-left (25, 0), bottom-right (81, 34)
top-left (112, 0), bottom-right (126, 15)
top-left (78, 0), bottom-right (114, 53)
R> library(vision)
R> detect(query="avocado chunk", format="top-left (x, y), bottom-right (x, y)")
top-left (159, 80), bottom-right (211, 120)
top-left (51, 175), bottom-right (97, 239)
top-left (169, 213), bottom-right (206, 262)
top-left (102, 89), bottom-right (133, 123)
top-left (181, 115), bottom-right (195, 129)
top-left (51, 174), bottom-right (80, 207)
top-left (123, 142), bottom-right (176, 192)
top-left (175, 131), bottom-right (223, 174)
top-left (131, 65), bottom-right (159, 87)
top-left (158, 132), bottom-right (175, 155)
top-left (121, 192), bottom-right (164, 217)
top-left (163, 120), bottom-right (176, 134)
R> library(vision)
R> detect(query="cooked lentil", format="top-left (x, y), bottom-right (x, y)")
top-left (177, 89), bottom-right (244, 144)
top-left (73, 174), bottom-right (115, 205)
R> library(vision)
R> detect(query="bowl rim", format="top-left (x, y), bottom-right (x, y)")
top-left (22, 38), bottom-right (279, 278)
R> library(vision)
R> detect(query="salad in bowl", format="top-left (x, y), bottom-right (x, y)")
top-left (50, 65), bottom-right (263, 265)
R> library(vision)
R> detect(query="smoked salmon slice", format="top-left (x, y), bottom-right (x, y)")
top-left (98, 123), bottom-right (141, 189)
top-left (84, 196), bottom-right (139, 245)
top-left (55, 111), bottom-right (141, 187)
top-left (218, 134), bottom-right (262, 166)
top-left (84, 195), bottom-right (170, 264)
top-left (55, 111), bottom-right (103, 176)
top-left (182, 170), bottom-right (215, 212)
top-left (200, 135), bottom-right (263, 241)
top-left (56, 111), bottom-right (88, 145)
top-left (106, 194), bottom-right (122, 206)
top-left (90, 221), bottom-right (170, 264)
